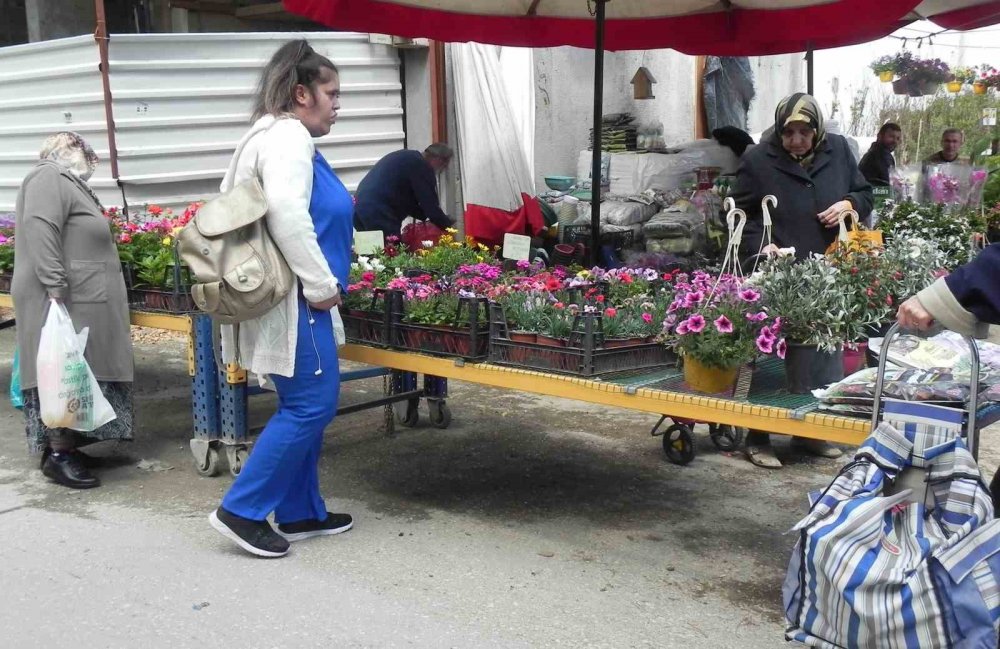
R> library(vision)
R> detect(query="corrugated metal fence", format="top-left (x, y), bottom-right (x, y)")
top-left (0, 32), bottom-right (404, 213)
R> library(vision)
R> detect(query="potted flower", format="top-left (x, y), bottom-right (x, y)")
top-left (663, 271), bottom-right (775, 394)
top-left (869, 55), bottom-right (897, 83)
top-left (974, 65), bottom-right (998, 94)
top-left (0, 228), bottom-right (14, 293)
top-left (876, 200), bottom-right (980, 266)
top-left (949, 65), bottom-right (976, 92)
top-left (750, 255), bottom-right (847, 393)
top-left (890, 51), bottom-right (917, 94)
top-left (899, 57), bottom-right (950, 96)
top-left (826, 243), bottom-right (894, 374)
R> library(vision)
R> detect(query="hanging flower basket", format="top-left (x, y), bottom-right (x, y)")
top-left (892, 78), bottom-right (910, 95)
top-left (946, 81), bottom-right (962, 93)
top-left (973, 81), bottom-right (988, 95)
top-left (878, 70), bottom-right (895, 83)
top-left (905, 79), bottom-right (940, 97)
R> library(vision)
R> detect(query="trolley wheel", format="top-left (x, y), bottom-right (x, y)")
top-left (195, 447), bottom-right (220, 477)
top-left (396, 399), bottom-right (419, 427)
top-left (428, 400), bottom-right (452, 429)
top-left (709, 424), bottom-right (744, 452)
top-left (662, 424), bottom-right (696, 465)
top-left (228, 446), bottom-right (249, 477)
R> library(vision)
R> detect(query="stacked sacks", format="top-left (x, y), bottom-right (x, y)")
top-left (643, 199), bottom-right (707, 259)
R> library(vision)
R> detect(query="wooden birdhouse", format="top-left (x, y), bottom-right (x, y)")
top-left (631, 66), bottom-right (656, 100)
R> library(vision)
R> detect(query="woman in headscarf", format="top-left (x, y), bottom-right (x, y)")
top-left (731, 93), bottom-right (873, 469)
top-left (12, 132), bottom-right (134, 489)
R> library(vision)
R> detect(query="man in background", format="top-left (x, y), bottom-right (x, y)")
top-left (353, 143), bottom-right (455, 237)
top-left (925, 128), bottom-right (965, 165)
top-left (858, 122), bottom-right (901, 186)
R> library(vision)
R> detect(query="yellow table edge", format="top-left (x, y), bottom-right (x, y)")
top-left (0, 294), bottom-right (191, 333)
top-left (340, 344), bottom-right (871, 445)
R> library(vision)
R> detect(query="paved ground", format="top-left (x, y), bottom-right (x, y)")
top-left (0, 326), bottom-right (996, 649)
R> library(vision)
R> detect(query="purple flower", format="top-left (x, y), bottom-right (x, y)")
top-left (663, 314), bottom-right (677, 329)
top-left (714, 315), bottom-right (733, 333)
top-left (745, 311), bottom-right (768, 322)
top-left (739, 288), bottom-right (761, 303)
top-left (686, 314), bottom-right (706, 333)
top-left (675, 320), bottom-right (690, 335)
top-left (776, 339), bottom-right (787, 360)
top-left (682, 291), bottom-right (705, 308)
top-left (756, 334), bottom-right (775, 354)
top-left (759, 325), bottom-right (776, 342)
top-left (516, 260), bottom-right (531, 270)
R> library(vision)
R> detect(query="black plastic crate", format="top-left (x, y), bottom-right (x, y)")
top-left (0, 272), bottom-right (11, 294)
top-left (123, 256), bottom-right (198, 315)
top-left (341, 288), bottom-right (392, 347)
top-left (488, 303), bottom-right (673, 377)
top-left (389, 291), bottom-right (489, 361)
top-left (562, 224), bottom-right (635, 254)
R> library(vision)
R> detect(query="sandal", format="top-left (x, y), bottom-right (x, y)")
top-left (746, 443), bottom-right (783, 469)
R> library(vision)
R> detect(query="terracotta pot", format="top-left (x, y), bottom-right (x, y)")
top-left (535, 334), bottom-right (566, 347)
top-left (508, 331), bottom-right (537, 344)
top-left (842, 341), bottom-right (868, 375)
top-left (603, 337), bottom-right (646, 349)
top-left (947, 81), bottom-right (962, 93)
top-left (973, 82), bottom-right (988, 95)
top-left (683, 357), bottom-right (738, 394)
top-left (878, 71), bottom-right (895, 83)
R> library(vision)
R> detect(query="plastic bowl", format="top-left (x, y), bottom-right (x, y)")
top-left (544, 175), bottom-right (575, 191)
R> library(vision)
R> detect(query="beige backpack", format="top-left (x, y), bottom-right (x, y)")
top-left (177, 178), bottom-right (294, 324)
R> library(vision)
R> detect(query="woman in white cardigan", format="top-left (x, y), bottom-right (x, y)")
top-left (209, 40), bottom-right (354, 558)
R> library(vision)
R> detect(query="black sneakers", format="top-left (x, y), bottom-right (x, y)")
top-left (277, 512), bottom-right (353, 542)
top-left (209, 507), bottom-right (290, 558)
top-left (41, 451), bottom-right (100, 489)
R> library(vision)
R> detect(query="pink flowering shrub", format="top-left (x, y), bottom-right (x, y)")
top-left (663, 271), bottom-right (779, 369)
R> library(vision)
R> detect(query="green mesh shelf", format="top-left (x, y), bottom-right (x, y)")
top-left (606, 356), bottom-right (822, 412)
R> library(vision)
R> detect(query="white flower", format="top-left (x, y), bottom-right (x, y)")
top-left (422, 240), bottom-right (434, 248)
top-left (777, 247), bottom-right (796, 257)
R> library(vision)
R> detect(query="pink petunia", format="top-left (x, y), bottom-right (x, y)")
top-left (776, 339), bottom-right (787, 360)
top-left (756, 334), bottom-right (775, 354)
top-left (759, 325), bottom-right (776, 342)
top-left (745, 311), bottom-right (768, 322)
top-left (675, 320), bottom-right (690, 335)
top-left (683, 291), bottom-right (705, 308)
top-left (714, 315), bottom-right (734, 333)
top-left (739, 288), bottom-right (761, 303)
top-left (686, 314), bottom-right (706, 333)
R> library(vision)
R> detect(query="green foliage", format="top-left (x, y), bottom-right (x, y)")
top-left (750, 255), bottom-right (847, 350)
top-left (876, 200), bottom-right (981, 266)
top-left (875, 93), bottom-right (998, 164)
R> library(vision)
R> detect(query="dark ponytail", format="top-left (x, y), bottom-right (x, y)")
top-left (251, 39), bottom-right (338, 122)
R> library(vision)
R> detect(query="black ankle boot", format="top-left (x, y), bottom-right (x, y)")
top-left (42, 451), bottom-right (100, 489)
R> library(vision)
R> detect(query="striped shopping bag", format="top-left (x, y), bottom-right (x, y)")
top-left (783, 420), bottom-right (1000, 648)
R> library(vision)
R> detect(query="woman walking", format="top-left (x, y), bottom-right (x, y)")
top-left (208, 40), bottom-right (353, 558)
top-left (13, 132), bottom-right (135, 488)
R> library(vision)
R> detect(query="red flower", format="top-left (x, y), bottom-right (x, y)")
top-left (545, 278), bottom-right (563, 291)
top-left (361, 271), bottom-right (375, 282)
top-left (866, 288), bottom-right (874, 297)
top-left (604, 307), bottom-right (617, 317)
top-left (553, 302), bottom-right (565, 310)
top-left (595, 294), bottom-right (605, 303)
top-left (148, 205), bottom-right (163, 216)
top-left (886, 295), bottom-right (894, 306)
top-left (850, 267), bottom-right (859, 275)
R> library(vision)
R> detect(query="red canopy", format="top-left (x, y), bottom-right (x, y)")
top-left (284, 0), bottom-right (925, 55)
top-left (929, 0), bottom-right (1000, 30)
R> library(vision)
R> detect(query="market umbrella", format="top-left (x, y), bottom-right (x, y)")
top-left (283, 0), bottom-right (980, 263)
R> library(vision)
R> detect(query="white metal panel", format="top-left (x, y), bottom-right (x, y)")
top-left (0, 35), bottom-right (119, 211)
top-left (108, 32), bottom-right (405, 210)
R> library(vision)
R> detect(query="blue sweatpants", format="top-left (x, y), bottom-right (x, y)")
top-left (222, 298), bottom-right (339, 524)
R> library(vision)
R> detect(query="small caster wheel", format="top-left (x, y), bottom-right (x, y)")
top-left (228, 446), bottom-right (249, 477)
top-left (662, 424), bottom-right (695, 465)
top-left (428, 400), bottom-right (452, 429)
top-left (196, 447), bottom-right (220, 477)
top-left (709, 424), bottom-right (744, 452)
top-left (396, 399), bottom-right (419, 427)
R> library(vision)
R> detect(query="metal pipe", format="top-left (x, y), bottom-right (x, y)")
top-left (590, 0), bottom-right (608, 266)
top-left (94, 0), bottom-right (123, 202)
top-left (806, 46), bottom-right (814, 96)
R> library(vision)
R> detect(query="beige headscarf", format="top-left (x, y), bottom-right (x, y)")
top-left (39, 131), bottom-right (99, 181)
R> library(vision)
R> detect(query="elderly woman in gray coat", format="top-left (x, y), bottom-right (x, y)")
top-left (732, 93), bottom-right (873, 469)
top-left (12, 132), bottom-right (133, 489)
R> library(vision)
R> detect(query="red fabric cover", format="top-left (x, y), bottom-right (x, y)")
top-left (463, 193), bottom-right (545, 250)
top-left (400, 221), bottom-right (445, 252)
top-left (284, 0), bottom-right (921, 55)
top-left (930, 1), bottom-right (1000, 30)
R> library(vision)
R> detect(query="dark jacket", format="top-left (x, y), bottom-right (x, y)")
top-left (857, 142), bottom-right (895, 186)
top-left (353, 149), bottom-right (453, 236)
top-left (733, 133), bottom-right (873, 262)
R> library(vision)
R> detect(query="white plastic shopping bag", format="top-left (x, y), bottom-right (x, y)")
top-left (35, 299), bottom-right (116, 431)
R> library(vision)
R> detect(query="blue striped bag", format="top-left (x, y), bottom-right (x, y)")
top-left (783, 417), bottom-right (1000, 648)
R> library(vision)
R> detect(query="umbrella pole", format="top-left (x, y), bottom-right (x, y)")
top-left (589, 0), bottom-right (607, 267)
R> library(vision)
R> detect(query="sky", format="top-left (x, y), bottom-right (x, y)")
top-left (812, 21), bottom-right (1000, 138)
